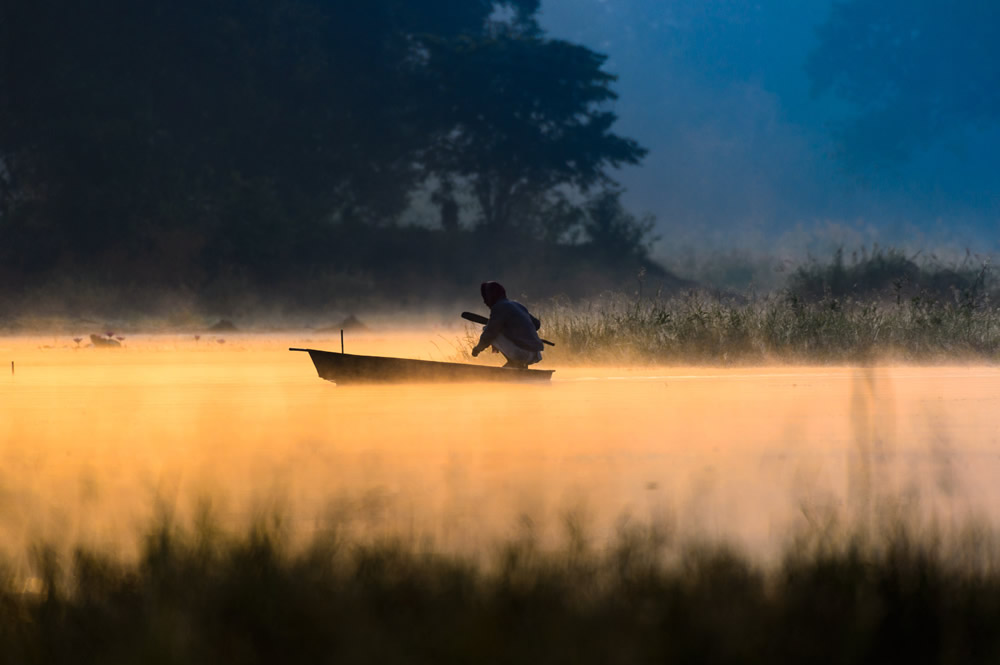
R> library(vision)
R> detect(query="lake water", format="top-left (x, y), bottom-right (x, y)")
top-left (2, 332), bottom-right (999, 563)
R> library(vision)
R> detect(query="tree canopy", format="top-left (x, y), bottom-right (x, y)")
top-left (0, 0), bottom-right (650, 301)
top-left (420, 31), bottom-right (646, 235)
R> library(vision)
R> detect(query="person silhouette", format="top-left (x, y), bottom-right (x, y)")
top-left (470, 281), bottom-right (544, 369)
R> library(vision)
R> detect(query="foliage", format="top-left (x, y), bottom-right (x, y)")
top-left (420, 32), bottom-right (646, 234)
top-left (0, 0), bottom-right (647, 293)
top-left (3, 510), bottom-right (1000, 663)
top-left (527, 247), bottom-right (991, 366)
top-left (539, 285), bottom-right (1000, 365)
top-left (581, 189), bottom-right (657, 261)
top-left (0, 224), bottom-right (679, 320)
top-left (787, 247), bottom-right (994, 306)
top-left (0, 0), bottom-right (426, 278)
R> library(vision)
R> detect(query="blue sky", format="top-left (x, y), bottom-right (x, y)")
top-left (538, 0), bottom-right (999, 257)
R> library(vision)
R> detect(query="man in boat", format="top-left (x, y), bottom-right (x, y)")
top-left (470, 281), bottom-right (544, 369)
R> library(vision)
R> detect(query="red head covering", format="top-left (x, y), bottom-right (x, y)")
top-left (480, 281), bottom-right (507, 307)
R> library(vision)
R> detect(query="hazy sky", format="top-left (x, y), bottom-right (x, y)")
top-left (538, 0), bottom-right (1000, 256)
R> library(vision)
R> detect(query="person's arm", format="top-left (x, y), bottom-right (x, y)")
top-left (471, 306), bottom-right (511, 356)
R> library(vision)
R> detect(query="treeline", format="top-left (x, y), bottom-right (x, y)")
top-left (0, 0), bottom-right (660, 309)
top-left (786, 247), bottom-right (994, 307)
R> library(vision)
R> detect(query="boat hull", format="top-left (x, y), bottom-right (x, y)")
top-left (290, 348), bottom-right (554, 384)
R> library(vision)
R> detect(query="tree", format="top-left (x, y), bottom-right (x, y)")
top-left (582, 189), bottom-right (656, 262)
top-left (420, 29), bottom-right (646, 236)
top-left (0, 0), bottom-right (416, 277)
top-left (429, 179), bottom-right (461, 232)
top-left (807, 0), bottom-right (1000, 168)
top-left (0, 0), bottom-right (649, 294)
top-left (0, 2), bottom-right (539, 269)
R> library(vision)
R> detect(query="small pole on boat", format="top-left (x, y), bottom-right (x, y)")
top-left (341, 330), bottom-right (344, 354)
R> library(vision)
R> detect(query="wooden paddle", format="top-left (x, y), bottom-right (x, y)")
top-left (461, 312), bottom-right (556, 347)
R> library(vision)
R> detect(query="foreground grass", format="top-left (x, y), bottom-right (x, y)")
top-left (4, 513), bottom-right (1000, 664)
top-left (542, 291), bottom-right (1000, 364)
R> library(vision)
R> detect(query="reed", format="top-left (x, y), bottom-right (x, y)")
top-left (2, 508), bottom-right (999, 664)
top-left (539, 290), bottom-right (1000, 364)
top-left (526, 247), bottom-right (1000, 364)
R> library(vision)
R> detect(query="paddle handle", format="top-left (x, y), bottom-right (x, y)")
top-left (461, 312), bottom-right (555, 347)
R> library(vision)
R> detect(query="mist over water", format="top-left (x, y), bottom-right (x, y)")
top-left (2, 331), bottom-right (998, 566)
top-left (3, 1), bottom-right (998, 656)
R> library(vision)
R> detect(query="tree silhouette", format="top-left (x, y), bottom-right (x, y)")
top-left (420, 30), bottom-right (646, 236)
top-left (582, 189), bottom-right (656, 261)
top-left (0, 0), bottom-right (651, 299)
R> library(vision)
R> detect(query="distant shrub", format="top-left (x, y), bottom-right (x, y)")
top-left (787, 247), bottom-right (995, 307)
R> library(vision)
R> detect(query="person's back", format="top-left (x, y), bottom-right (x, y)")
top-left (484, 299), bottom-right (543, 353)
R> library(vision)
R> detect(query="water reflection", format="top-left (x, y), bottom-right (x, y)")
top-left (1, 334), bottom-right (999, 563)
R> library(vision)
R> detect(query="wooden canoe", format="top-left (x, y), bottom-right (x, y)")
top-left (289, 348), bottom-right (554, 384)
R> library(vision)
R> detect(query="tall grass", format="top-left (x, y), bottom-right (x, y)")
top-left (3, 509), bottom-right (1000, 663)
top-left (526, 248), bottom-right (1000, 364)
top-left (540, 290), bottom-right (1000, 364)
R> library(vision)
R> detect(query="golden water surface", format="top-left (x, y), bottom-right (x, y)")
top-left (2, 331), bottom-right (999, 562)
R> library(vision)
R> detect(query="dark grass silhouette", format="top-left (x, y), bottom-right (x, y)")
top-left (4, 509), bottom-right (1000, 664)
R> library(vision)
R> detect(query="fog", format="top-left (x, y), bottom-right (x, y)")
top-left (2, 4), bottom-right (998, 655)
top-left (3, 332), bottom-right (998, 569)
top-left (540, 0), bottom-right (1000, 257)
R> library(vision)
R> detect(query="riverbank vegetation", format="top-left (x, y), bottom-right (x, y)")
top-left (541, 288), bottom-right (1000, 365)
top-left (532, 248), bottom-right (999, 364)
